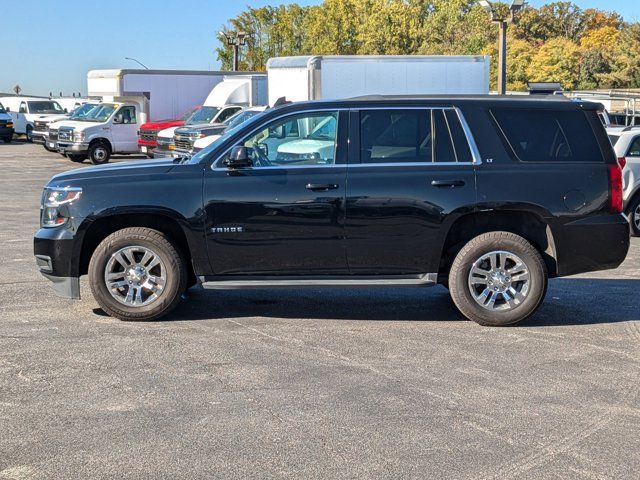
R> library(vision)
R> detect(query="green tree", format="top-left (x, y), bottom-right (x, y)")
top-left (526, 37), bottom-right (581, 89)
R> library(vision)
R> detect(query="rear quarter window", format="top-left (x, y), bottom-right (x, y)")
top-left (491, 108), bottom-right (603, 163)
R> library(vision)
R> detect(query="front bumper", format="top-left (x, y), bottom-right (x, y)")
top-left (34, 227), bottom-right (81, 299)
top-left (0, 126), bottom-right (13, 139)
top-left (32, 130), bottom-right (48, 144)
top-left (57, 141), bottom-right (89, 154)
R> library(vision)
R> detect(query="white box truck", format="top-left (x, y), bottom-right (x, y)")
top-left (53, 69), bottom-right (257, 164)
top-left (266, 55), bottom-right (490, 105)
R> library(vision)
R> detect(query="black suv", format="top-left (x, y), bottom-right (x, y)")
top-left (34, 96), bottom-right (629, 326)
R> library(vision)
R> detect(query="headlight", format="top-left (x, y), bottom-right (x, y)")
top-left (41, 187), bottom-right (82, 227)
top-left (72, 131), bottom-right (85, 142)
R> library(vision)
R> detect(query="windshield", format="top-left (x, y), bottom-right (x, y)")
top-left (69, 103), bottom-right (98, 120)
top-left (224, 109), bottom-right (264, 129)
top-left (186, 111), bottom-right (269, 165)
top-left (180, 106), bottom-right (200, 121)
top-left (28, 101), bottom-right (64, 114)
top-left (77, 103), bottom-right (118, 122)
top-left (186, 106), bottom-right (220, 125)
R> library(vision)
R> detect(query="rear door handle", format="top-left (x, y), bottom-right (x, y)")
top-left (431, 180), bottom-right (465, 188)
top-left (306, 183), bottom-right (339, 191)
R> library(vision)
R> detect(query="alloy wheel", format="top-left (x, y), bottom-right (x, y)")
top-left (468, 250), bottom-right (531, 311)
top-left (104, 246), bottom-right (166, 307)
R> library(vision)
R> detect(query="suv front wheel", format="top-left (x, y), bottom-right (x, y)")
top-left (449, 232), bottom-right (548, 326)
top-left (89, 227), bottom-right (187, 321)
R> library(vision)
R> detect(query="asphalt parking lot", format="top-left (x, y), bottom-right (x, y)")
top-left (0, 141), bottom-right (639, 479)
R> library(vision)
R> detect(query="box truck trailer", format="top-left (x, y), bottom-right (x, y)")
top-left (266, 55), bottom-right (490, 105)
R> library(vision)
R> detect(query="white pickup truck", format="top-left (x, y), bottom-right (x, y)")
top-left (0, 97), bottom-right (68, 142)
top-left (54, 102), bottom-right (140, 164)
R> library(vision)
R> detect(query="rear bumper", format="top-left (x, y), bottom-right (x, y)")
top-left (554, 214), bottom-right (630, 277)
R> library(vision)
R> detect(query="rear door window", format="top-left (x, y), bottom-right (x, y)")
top-left (359, 109), bottom-right (474, 164)
top-left (491, 108), bottom-right (603, 162)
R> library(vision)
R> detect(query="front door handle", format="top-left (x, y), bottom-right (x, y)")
top-left (306, 183), bottom-right (339, 191)
top-left (431, 180), bottom-right (466, 188)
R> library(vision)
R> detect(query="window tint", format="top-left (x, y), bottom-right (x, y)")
top-left (240, 112), bottom-right (338, 167)
top-left (360, 110), bottom-right (431, 163)
top-left (359, 109), bottom-right (473, 164)
top-left (608, 135), bottom-right (620, 146)
top-left (627, 136), bottom-right (640, 157)
top-left (114, 106), bottom-right (136, 124)
top-left (491, 108), bottom-right (603, 162)
top-left (445, 110), bottom-right (473, 163)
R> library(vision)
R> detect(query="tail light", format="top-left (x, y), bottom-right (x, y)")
top-left (618, 157), bottom-right (627, 169)
top-left (608, 164), bottom-right (623, 213)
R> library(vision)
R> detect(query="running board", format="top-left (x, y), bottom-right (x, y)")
top-left (200, 273), bottom-right (437, 290)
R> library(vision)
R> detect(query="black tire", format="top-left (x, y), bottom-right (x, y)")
top-left (68, 154), bottom-right (87, 163)
top-left (25, 125), bottom-right (33, 143)
top-left (2, 136), bottom-right (11, 144)
top-left (89, 141), bottom-right (111, 165)
top-left (146, 153), bottom-right (154, 159)
top-left (629, 195), bottom-right (640, 237)
top-left (449, 232), bottom-right (548, 327)
top-left (89, 227), bottom-right (187, 321)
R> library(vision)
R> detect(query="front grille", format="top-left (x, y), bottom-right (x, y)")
top-left (174, 135), bottom-right (193, 151)
top-left (58, 129), bottom-right (73, 142)
top-left (49, 129), bottom-right (58, 141)
top-left (139, 129), bottom-right (157, 142)
top-left (34, 121), bottom-right (49, 131)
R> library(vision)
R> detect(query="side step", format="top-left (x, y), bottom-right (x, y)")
top-left (200, 273), bottom-right (437, 290)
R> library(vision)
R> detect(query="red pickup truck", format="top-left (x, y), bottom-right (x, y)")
top-left (137, 106), bottom-right (200, 156)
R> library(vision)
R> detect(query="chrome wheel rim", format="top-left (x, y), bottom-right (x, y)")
top-left (104, 246), bottom-right (166, 307)
top-left (468, 250), bottom-right (530, 311)
top-left (634, 204), bottom-right (640, 230)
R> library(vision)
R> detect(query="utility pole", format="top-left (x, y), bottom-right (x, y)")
top-left (13, 85), bottom-right (21, 96)
top-left (220, 31), bottom-right (253, 71)
top-left (478, 0), bottom-right (525, 95)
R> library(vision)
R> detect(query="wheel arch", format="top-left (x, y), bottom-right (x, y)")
top-left (438, 208), bottom-right (558, 280)
top-left (88, 137), bottom-right (112, 152)
top-left (77, 210), bottom-right (196, 286)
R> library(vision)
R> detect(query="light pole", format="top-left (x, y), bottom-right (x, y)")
top-left (219, 31), bottom-right (252, 71)
top-left (478, 0), bottom-right (525, 95)
top-left (124, 57), bottom-right (149, 69)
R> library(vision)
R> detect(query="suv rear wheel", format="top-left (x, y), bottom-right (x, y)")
top-left (88, 227), bottom-right (187, 321)
top-left (449, 232), bottom-right (547, 326)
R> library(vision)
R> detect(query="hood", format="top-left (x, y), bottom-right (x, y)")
top-left (194, 134), bottom-right (222, 148)
top-left (140, 119), bottom-right (185, 131)
top-left (35, 114), bottom-right (70, 123)
top-left (32, 113), bottom-right (67, 121)
top-left (176, 122), bottom-right (226, 135)
top-left (54, 120), bottom-right (98, 131)
top-left (278, 139), bottom-right (334, 154)
top-left (48, 159), bottom-right (177, 185)
top-left (157, 126), bottom-right (179, 139)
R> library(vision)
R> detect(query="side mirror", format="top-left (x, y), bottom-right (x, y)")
top-left (64, 108), bottom-right (68, 113)
top-left (225, 145), bottom-right (253, 169)
top-left (113, 116), bottom-right (122, 124)
top-left (5, 107), bottom-right (9, 112)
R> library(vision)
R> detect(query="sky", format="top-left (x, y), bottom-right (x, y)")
top-left (1, 0), bottom-right (638, 97)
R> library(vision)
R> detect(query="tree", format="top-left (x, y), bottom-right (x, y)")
top-left (483, 36), bottom-right (535, 91)
top-left (526, 37), bottom-right (581, 90)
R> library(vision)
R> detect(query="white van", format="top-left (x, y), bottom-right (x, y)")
top-left (0, 97), bottom-right (68, 141)
top-left (54, 102), bottom-right (141, 164)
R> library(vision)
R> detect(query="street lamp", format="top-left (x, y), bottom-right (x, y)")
top-left (479, 0), bottom-right (526, 95)
top-left (124, 57), bottom-right (149, 70)
top-left (219, 31), bottom-right (253, 71)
